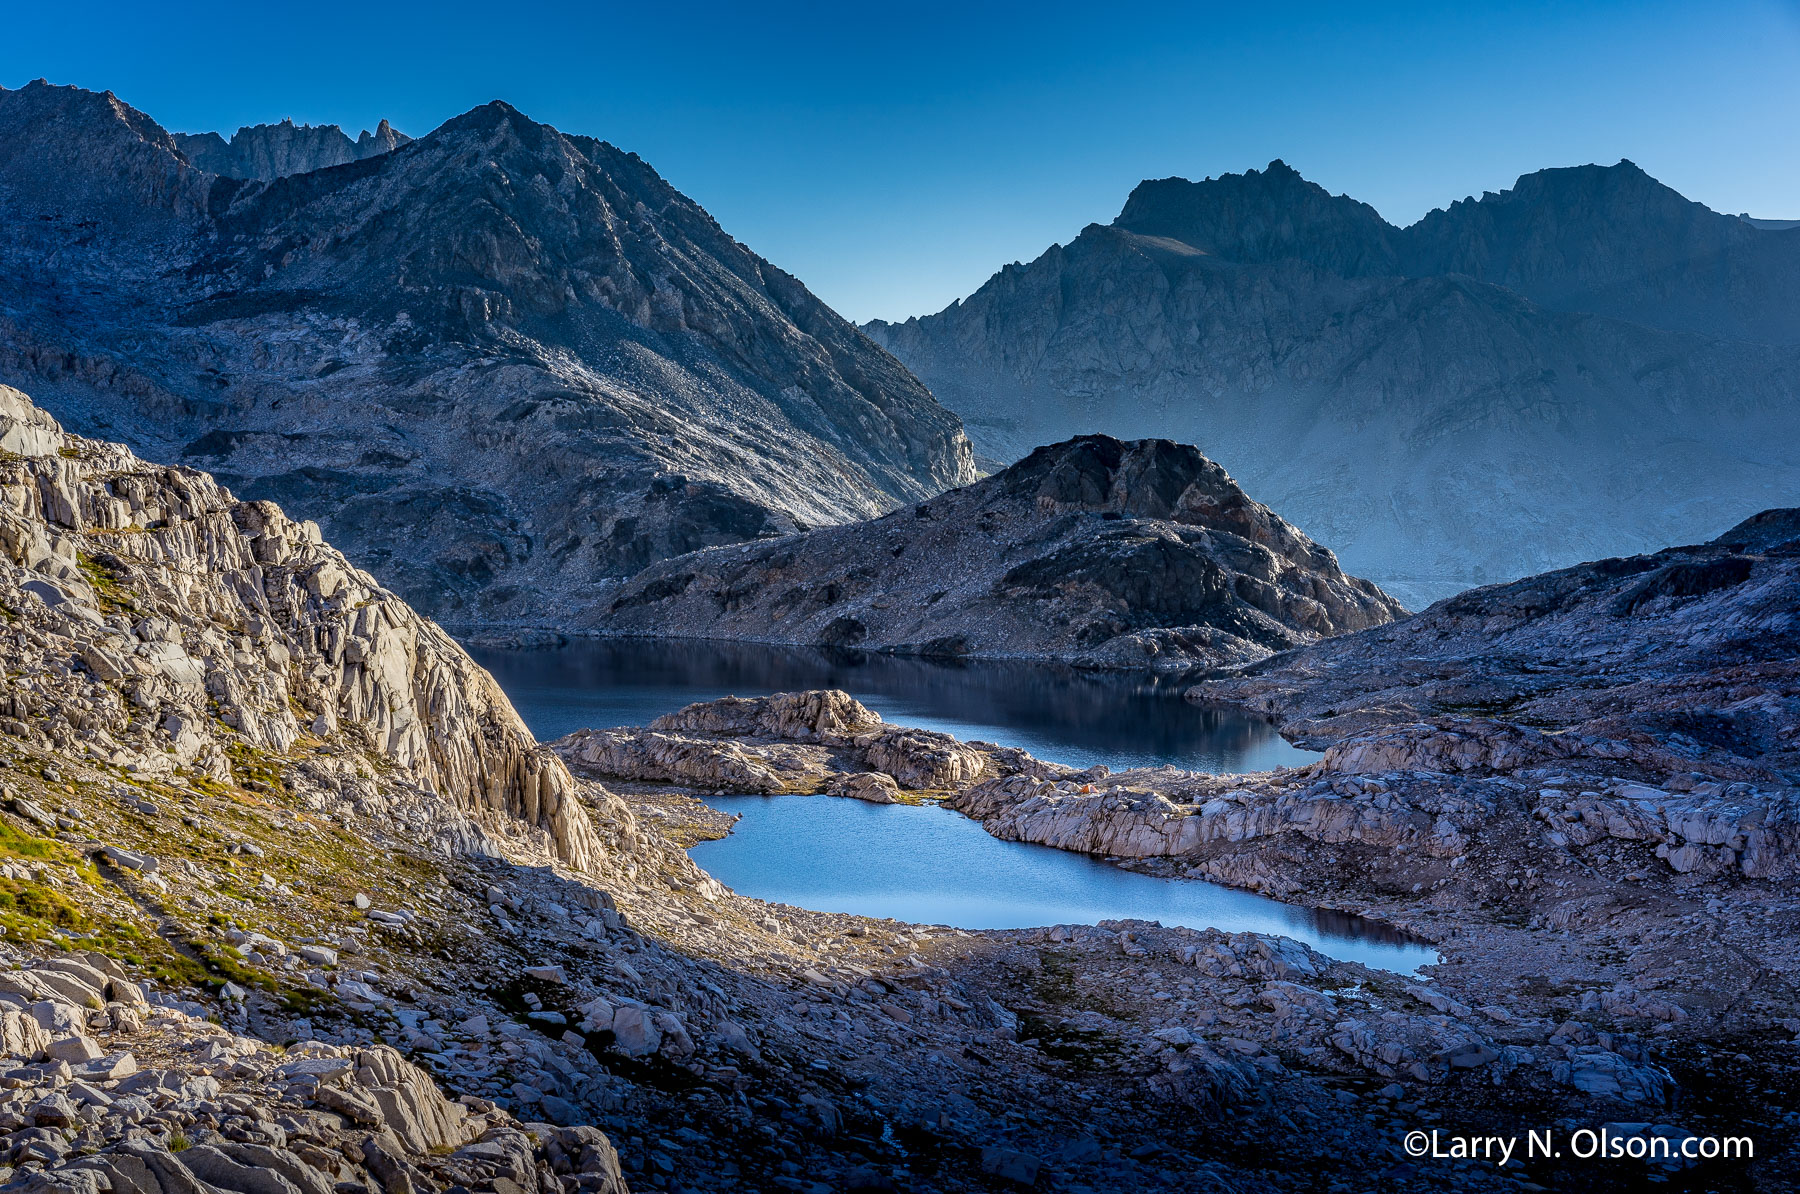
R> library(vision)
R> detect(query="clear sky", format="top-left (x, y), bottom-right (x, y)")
top-left (6, 1), bottom-right (1799, 323)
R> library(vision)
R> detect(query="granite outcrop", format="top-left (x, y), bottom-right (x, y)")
top-left (595, 436), bottom-right (1403, 670)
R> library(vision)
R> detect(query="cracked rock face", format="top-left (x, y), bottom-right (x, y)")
top-left (595, 435), bottom-right (1403, 670)
top-left (0, 383), bottom-right (608, 873)
top-left (170, 118), bottom-right (410, 180)
top-left (0, 80), bottom-right (976, 629)
top-left (865, 160), bottom-right (1800, 606)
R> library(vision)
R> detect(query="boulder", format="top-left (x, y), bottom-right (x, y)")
top-left (608, 1006), bottom-right (661, 1057)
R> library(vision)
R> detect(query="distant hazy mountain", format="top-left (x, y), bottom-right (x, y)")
top-left (0, 80), bottom-right (975, 627)
top-left (172, 117), bottom-right (410, 179)
top-left (866, 160), bottom-right (1800, 605)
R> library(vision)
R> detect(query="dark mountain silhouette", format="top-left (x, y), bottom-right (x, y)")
top-left (867, 160), bottom-right (1800, 605)
top-left (0, 81), bottom-right (975, 626)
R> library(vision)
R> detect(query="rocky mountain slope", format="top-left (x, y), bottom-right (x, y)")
top-left (170, 118), bottom-right (410, 180)
top-left (0, 383), bottom-right (602, 870)
top-left (0, 382), bottom-right (1798, 1190)
top-left (866, 160), bottom-right (1800, 606)
top-left (1194, 507), bottom-right (1800, 779)
top-left (593, 435), bottom-right (1404, 670)
top-left (0, 381), bottom-right (649, 1189)
top-left (0, 80), bottom-right (975, 629)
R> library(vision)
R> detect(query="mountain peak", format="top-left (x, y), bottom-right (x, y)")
top-left (437, 98), bottom-right (533, 136)
top-left (1114, 161), bottom-right (1399, 273)
top-left (0, 82), bottom-right (977, 625)
top-left (467, 98), bottom-right (524, 120)
top-left (1, 77), bottom-right (181, 155)
top-left (0, 79), bottom-right (204, 227)
top-left (1396, 157), bottom-right (1797, 338)
top-left (1498, 159), bottom-right (1687, 209)
top-left (1417, 160), bottom-right (1695, 228)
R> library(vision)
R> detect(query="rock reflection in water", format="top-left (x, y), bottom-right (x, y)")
top-left (1306, 905), bottom-right (1426, 949)
top-left (472, 638), bottom-right (1313, 773)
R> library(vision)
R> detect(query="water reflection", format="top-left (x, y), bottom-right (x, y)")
top-left (471, 638), bottom-right (1312, 773)
top-left (471, 639), bottom-right (1430, 969)
top-left (692, 796), bottom-right (1436, 974)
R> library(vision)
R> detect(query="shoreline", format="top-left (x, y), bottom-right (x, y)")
top-left (672, 788), bottom-right (1439, 975)
top-left (460, 626), bottom-right (1305, 682)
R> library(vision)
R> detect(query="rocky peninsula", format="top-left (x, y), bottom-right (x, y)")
top-left (596, 436), bottom-right (1403, 672)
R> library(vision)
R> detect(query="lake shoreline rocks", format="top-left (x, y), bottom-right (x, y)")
top-left (552, 667), bottom-right (1800, 1189)
top-left (0, 380), bottom-right (1794, 1190)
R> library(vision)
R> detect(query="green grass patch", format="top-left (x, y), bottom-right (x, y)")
top-left (76, 552), bottom-right (136, 616)
top-left (225, 743), bottom-right (286, 795)
top-left (0, 876), bottom-right (89, 935)
top-left (0, 819), bottom-right (74, 863)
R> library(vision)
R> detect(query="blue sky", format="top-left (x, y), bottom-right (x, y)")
top-left (6, 1), bottom-right (1799, 322)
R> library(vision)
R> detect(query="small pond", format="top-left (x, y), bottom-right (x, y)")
top-left (690, 795), bottom-right (1435, 974)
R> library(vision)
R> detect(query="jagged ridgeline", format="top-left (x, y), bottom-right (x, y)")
top-left (0, 81), bottom-right (976, 628)
top-left (866, 160), bottom-right (1800, 607)
top-left (171, 117), bottom-right (411, 181)
top-left (0, 383), bottom-right (618, 873)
